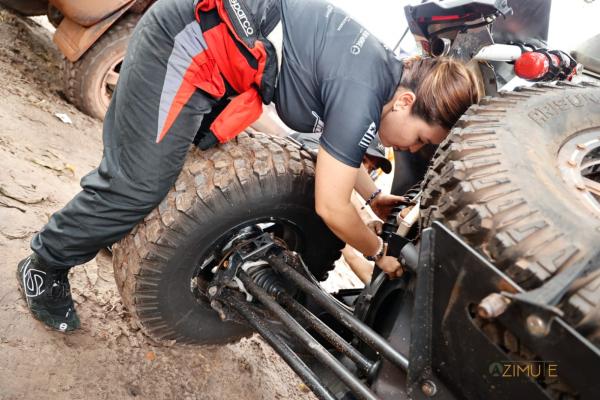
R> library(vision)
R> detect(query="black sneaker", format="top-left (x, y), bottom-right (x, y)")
top-left (16, 254), bottom-right (80, 332)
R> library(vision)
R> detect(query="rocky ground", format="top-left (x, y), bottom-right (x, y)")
top-left (0, 9), bottom-right (329, 400)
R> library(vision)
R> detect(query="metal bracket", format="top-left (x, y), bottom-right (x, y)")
top-left (407, 222), bottom-right (600, 400)
top-left (502, 250), bottom-right (600, 316)
top-left (208, 233), bottom-right (281, 299)
top-left (386, 233), bottom-right (411, 259)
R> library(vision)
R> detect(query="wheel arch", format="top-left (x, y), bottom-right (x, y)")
top-left (53, 1), bottom-right (135, 62)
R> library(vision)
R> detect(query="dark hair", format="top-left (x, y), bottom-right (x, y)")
top-left (399, 56), bottom-right (482, 130)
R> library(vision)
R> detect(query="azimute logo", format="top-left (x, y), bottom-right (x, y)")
top-left (489, 361), bottom-right (558, 379)
top-left (229, 0), bottom-right (254, 36)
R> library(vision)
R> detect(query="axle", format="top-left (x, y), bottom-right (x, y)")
top-left (206, 233), bottom-right (410, 400)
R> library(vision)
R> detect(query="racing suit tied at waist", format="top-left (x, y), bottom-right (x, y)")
top-left (191, 0), bottom-right (279, 144)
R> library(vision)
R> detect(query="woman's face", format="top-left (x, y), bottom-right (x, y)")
top-left (379, 91), bottom-right (448, 153)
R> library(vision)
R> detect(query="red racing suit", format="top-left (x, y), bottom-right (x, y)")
top-left (156, 0), bottom-right (280, 144)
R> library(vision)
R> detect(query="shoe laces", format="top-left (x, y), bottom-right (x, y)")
top-left (48, 270), bottom-right (71, 299)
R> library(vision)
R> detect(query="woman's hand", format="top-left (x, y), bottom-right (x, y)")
top-left (366, 220), bottom-right (383, 235)
top-left (370, 194), bottom-right (407, 220)
top-left (366, 221), bottom-right (404, 279)
top-left (375, 250), bottom-right (403, 279)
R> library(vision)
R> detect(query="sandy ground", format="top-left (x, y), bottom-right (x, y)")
top-left (0, 9), bottom-right (322, 400)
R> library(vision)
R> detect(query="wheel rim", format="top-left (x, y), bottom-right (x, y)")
top-left (98, 57), bottom-right (123, 113)
top-left (558, 129), bottom-right (600, 218)
top-left (190, 218), bottom-right (306, 298)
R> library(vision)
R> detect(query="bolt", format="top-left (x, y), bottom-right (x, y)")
top-left (567, 160), bottom-right (578, 167)
top-left (577, 143), bottom-right (587, 150)
top-left (208, 286), bottom-right (218, 297)
top-left (478, 293), bottom-right (511, 319)
top-left (526, 315), bottom-right (548, 337)
top-left (576, 183), bottom-right (586, 191)
top-left (421, 380), bottom-right (437, 397)
top-left (210, 300), bottom-right (227, 321)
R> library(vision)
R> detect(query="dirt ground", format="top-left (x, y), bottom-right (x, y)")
top-left (0, 9), bottom-right (321, 400)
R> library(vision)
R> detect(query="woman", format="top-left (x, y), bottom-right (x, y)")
top-left (16, 0), bottom-right (480, 332)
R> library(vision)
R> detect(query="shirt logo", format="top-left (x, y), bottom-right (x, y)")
top-left (359, 122), bottom-right (377, 149)
top-left (351, 29), bottom-right (370, 55)
top-left (337, 16), bottom-right (351, 31)
top-left (325, 4), bottom-right (334, 18)
top-left (312, 111), bottom-right (324, 134)
top-left (229, 0), bottom-right (254, 36)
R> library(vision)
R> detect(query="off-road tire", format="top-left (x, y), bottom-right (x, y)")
top-left (421, 82), bottom-right (600, 343)
top-left (63, 14), bottom-right (138, 120)
top-left (0, 0), bottom-right (46, 16)
top-left (112, 133), bottom-right (343, 344)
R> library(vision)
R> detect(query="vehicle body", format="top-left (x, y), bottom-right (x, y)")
top-left (20, 0), bottom-right (593, 398)
top-left (0, 0), bottom-right (155, 119)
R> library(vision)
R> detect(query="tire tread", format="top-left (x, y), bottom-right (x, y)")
top-left (63, 14), bottom-right (138, 119)
top-left (421, 83), bottom-right (600, 342)
top-left (113, 133), bottom-right (340, 343)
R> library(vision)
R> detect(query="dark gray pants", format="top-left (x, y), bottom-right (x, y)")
top-left (32, 0), bottom-right (215, 269)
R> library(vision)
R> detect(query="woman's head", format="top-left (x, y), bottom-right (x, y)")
top-left (379, 56), bottom-right (481, 152)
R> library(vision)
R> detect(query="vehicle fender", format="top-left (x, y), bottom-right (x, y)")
top-left (53, 0), bottom-right (135, 62)
top-left (50, 0), bottom-right (132, 27)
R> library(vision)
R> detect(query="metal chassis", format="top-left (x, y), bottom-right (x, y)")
top-left (208, 223), bottom-right (600, 400)
top-left (407, 222), bottom-right (600, 400)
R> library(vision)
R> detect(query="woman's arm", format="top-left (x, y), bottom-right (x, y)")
top-left (354, 158), bottom-right (407, 221)
top-left (354, 165), bottom-right (378, 200)
top-left (315, 147), bottom-right (403, 276)
top-left (315, 147), bottom-right (380, 256)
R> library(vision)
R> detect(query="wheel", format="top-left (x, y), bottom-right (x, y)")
top-left (63, 14), bottom-right (138, 120)
top-left (421, 82), bottom-right (600, 344)
top-left (0, 0), bottom-right (47, 16)
top-left (112, 133), bottom-right (344, 344)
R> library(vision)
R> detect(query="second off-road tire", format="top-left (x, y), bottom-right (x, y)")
top-left (421, 82), bottom-right (600, 344)
top-left (112, 133), bottom-right (343, 344)
top-left (0, 0), bottom-right (46, 16)
top-left (63, 14), bottom-right (138, 120)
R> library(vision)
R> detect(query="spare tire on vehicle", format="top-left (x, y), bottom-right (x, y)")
top-left (421, 82), bottom-right (600, 344)
top-left (112, 132), bottom-right (343, 344)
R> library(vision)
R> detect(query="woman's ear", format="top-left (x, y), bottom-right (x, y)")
top-left (393, 90), bottom-right (416, 111)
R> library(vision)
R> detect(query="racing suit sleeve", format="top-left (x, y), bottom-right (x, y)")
top-left (209, 88), bottom-right (263, 143)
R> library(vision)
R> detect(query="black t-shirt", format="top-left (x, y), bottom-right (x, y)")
top-left (274, 0), bottom-right (404, 168)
